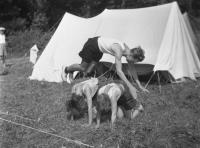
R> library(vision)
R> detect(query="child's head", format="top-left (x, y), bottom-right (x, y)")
top-left (0, 27), bottom-right (5, 34)
top-left (126, 46), bottom-right (145, 63)
top-left (66, 93), bottom-right (88, 120)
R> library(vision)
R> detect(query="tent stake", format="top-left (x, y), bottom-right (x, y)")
top-left (168, 73), bottom-right (175, 90)
top-left (157, 72), bottom-right (162, 93)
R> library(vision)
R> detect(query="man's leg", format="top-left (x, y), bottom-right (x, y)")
top-left (62, 60), bottom-right (89, 82)
top-left (67, 60), bottom-right (89, 72)
top-left (84, 61), bottom-right (97, 77)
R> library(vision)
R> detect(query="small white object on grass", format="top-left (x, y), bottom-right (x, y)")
top-left (30, 44), bottom-right (39, 64)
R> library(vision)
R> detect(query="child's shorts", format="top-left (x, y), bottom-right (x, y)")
top-left (79, 37), bottom-right (103, 63)
top-left (117, 93), bottom-right (139, 110)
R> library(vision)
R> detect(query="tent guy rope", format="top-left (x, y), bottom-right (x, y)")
top-left (0, 111), bottom-right (38, 122)
top-left (0, 115), bottom-right (94, 147)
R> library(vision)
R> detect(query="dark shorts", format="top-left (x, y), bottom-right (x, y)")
top-left (117, 93), bottom-right (138, 110)
top-left (79, 37), bottom-right (103, 63)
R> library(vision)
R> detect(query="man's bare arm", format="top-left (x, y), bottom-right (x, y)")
top-left (112, 44), bottom-right (138, 99)
top-left (128, 61), bottom-right (149, 92)
top-left (115, 58), bottom-right (137, 99)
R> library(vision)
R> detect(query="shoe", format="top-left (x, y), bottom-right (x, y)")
top-left (61, 66), bottom-right (68, 82)
top-left (68, 72), bottom-right (74, 84)
top-left (137, 104), bottom-right (144, 112)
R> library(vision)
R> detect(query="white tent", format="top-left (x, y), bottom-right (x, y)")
top-left (29, 2), bottom-right (200, 82)
top-left (183, 12), bottom-right (200, 59)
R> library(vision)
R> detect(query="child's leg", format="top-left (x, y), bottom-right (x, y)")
top-left (0, 56), bottom-right (7, 75)
top-left (0, 44), bottom-right (5, 66)
top-left (117, 106), bottom-right (124, 119)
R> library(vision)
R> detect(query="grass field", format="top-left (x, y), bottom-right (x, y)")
top-left (0, 57), bottom-right (200, 148)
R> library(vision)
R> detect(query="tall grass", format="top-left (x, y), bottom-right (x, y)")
top-left (0, 57), bottom-right (200, 148)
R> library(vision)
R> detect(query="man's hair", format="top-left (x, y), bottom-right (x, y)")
top-left (130, 46), bottom-right (145, 62)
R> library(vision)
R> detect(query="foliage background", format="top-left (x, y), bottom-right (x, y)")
top-left (0, 0), bottom-right (200, 32)
top-left (0, 0), bottom-right (199, 57)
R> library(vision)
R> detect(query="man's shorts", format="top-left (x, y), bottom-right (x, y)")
top-left (79, 37), bottom-right (103, 63)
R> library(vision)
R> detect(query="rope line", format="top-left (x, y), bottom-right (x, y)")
top-left (36, 13), bottom-right (65, 45)
top-left (0, 111), bottom-right (57, 132)
top-left (145, 72), bottom-right (155, 88)
top-left (188, 14), bottom-right (200, 25)
top-left (0, 111), bottom-right (38, 122)
top-left (0, 116), bottom-right (94, 148)
top-left (97, 63), bottom-right (115, 79)
top-left (24, 13), bottom-right (65, 57)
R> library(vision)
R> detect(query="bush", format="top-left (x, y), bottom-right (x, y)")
top-left (30, 12), bottom-right (49, 31)
top-left (5, 18), bottom-right (28, 31)
top-left (7, 29), bottom-right (53, 58)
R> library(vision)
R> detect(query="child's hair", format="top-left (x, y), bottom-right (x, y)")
top-left (96, 94), bottom-right (111, 112)
top-left (65, 93), bottom-right (88, 120)
top-left (130, 46), bottom-right (145, 62)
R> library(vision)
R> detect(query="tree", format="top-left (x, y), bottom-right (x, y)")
top-left (0, 0), bottom-right (20, 21)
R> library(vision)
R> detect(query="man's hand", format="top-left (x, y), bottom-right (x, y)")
top-left (139, 86), bottom-right (149, 93)
top-left (135, 80), bottom-right (149, 93)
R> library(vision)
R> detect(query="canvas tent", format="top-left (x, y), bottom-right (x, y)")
top-left (29, 1), bottom-right (200, 82)
top-left (183, 12), bottom-right (200, 59)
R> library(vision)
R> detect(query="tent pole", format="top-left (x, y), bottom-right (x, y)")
top-left (145, 72), bottom-right (155, 88)
top-left (157, 72), bottom-right (162, 93)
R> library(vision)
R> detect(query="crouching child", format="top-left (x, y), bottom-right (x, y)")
top-left (65, 78), bottom-right (99, 126)
top-left (94, 81), bottom-right (143, 129)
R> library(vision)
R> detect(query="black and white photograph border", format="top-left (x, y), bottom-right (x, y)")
top-left (0, 0), bottom-right (200, 148)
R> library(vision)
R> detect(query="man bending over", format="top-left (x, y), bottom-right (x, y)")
top-left (62, 36), bottom-right (149, 98)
